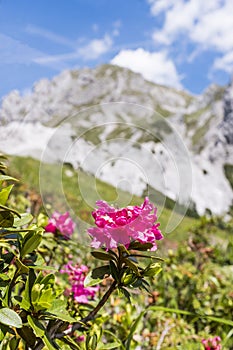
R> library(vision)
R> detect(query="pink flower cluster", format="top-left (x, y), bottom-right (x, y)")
top-left (45, 212), bottom-right (75, 239)
top-left (88, 197), bottom-right (163, 250)
top-left (202, 336), bottom-right (222, 350)
top-left (60, 263), bottom-right (99, 304)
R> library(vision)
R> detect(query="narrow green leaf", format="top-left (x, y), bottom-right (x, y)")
top-left (119, 287), bottom-right (131, 303)
top-left (99, 342), bottom-right (122, 349)
top-left (0, 211), bottom-right (14, 228)
top-left (103, 330), bottom-right (126, 350)
top-left (129, 254), bottom-right (164, 261)
top-left (0, 175), bottom-right (18, 182)
top-left (46, 299), bottom-right (77, 323)
top-left (84, 270), bottom-right (104, 287)
top-left (149, 306), bottom-right (233, 327)
top-left (143, 263), bottom-right (162, 277)
top-left (24, 269), bottom-right (36, 305)
top-left (28, 265), bottom-right (56, 271)
top-left (20, 231), bottom-right (43, 258)
top-left (15, 258), bottom-right (29, 274)
top-left (27, 315), bottom-right (45, 337)
top-left (109, 260), bottom-right (119, 282)
top-left (14, 213), bottom-right (33, 227)
top-left (46, 311), bottom-right (77, 323)
top-left (14, 296), bottom-right (31, 311)
top-left (92, 265), bottom-right (110, 279)
top-left (17, 326), bottom-right (36, 347)
top-left (43, 333), bottom-right (58, 350)
top-left (59, 336), bottom-right (82, 350)
top-left (128, 241), bottom-right (153, 251)
top-left (0, 308), bottom-right (22, 328)
top-left (125, 311), bottom-right (144, 350)
top-left (0, 204), bottom-right (21, 218)
top-left (123, 258), bottom-right (140, 276)
top-left (0, 185), bottom-right (14, 205)
top-left (91, 251), bottom-right (115, 261)
top-left (0, 324), bottom-right (8, 342)
top-left (118, 244), bottom-right (130, 255)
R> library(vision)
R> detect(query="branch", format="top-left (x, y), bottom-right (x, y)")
top-left (33, 280), bottom-right (117, 349)
top-left (72, 280), bottom-right (117, 332)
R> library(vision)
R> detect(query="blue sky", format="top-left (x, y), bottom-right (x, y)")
top-left (0, 0), bottom-right (232, 99)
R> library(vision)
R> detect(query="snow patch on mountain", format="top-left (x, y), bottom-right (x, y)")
top-left (0, 65), bottom-right (232, 215)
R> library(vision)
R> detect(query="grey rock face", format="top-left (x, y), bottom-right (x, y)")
top-left (222, 81), bottom-right (233, 144)
top-left (0, 64), bottom-right (232, 215)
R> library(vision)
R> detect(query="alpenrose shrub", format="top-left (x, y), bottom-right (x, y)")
top-left (202, 336), bottom-right (222, 350)
top-left (45, 211), bottom-right (75, 239)
top-left (0, 153), bottom-right (226, 350)
top-left (88, 197), bottom-right (163, 250)
top-left (60, 263), bottom-right (99, 304)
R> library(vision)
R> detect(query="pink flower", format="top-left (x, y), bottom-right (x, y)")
top-left (88, 197), bottom-right (163, 250)
top-left (45, 212), bottom-right (75, 239)
top-left (60, 263), bottom-right (99, 304)
top-left (202, 336), bottom-right (222, 350)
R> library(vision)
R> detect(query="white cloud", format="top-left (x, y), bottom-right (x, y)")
top-left (213, 51), bottom-right (233, 73)
top-left (0, 33), bottom-right (43, 64)
top-left (35, 34), bottom-right (113, 64)
top-left (26, 25), bottom-right (75, 48)
top-left (78, 34), bottom-right (113, 60)
top-left (148, 0), bottom-right (177, 16)
top-left (150, 0), bottom-right (226, 49)
top-left (0, 33), bottom-right (66, 70)
top-left (148, 0), bottom-right (233, 74)
top-left (111, 48), bottom-right (182, 89)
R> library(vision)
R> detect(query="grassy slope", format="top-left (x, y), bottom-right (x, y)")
top-left (9, 155), bottom-right (198, 243)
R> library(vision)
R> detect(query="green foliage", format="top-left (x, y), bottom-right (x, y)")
top-left (0, 154), bottom-right (232, 349)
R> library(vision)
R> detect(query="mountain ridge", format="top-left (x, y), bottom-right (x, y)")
top-left (0, 64), bottom-right (232, 216)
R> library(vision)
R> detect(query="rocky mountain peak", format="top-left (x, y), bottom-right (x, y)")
top-left (222, 80), bottom-right (233, 144)
top-left (0, 64), bottom-right (232, 216)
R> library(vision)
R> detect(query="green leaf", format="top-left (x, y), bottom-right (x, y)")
top-left (58, 336), bottom-right (82, 350)
top-left (0, 324), bottom-right (8, 342)
top-left (14, 213), bottom-right (33, 227)
top-left (46, 311), bottom-right (77, 323)
top-left (40, 273), bottom-right (55, 287)
top-left (43, 333), bottom-right (58, 350)
top-left (119, 287), bottom-right (131, 303)
top-left (84, 269), bottom-right (104, 287)
top-left (122, 258), bottom-right (140, 276)
top-left (143, 263), bottom-right (162, 277)
top-left (149, 306), bottom-right (233, 327)
top-left (20, 231), bottom-right (43, 258)
top-left (0, 308), bottom-right (22, 328)
top-left (129, 253), bottom-right (164, 261)
top-left (128, 241), bottom-right (153, 251)
top-left (14, 296), bottom-right (31, 311)
top-left (24, 269), bottom-right (36, 305)
top-left (91, 251), bottom-right (115, 261)
top-left (0, 175), bottom-right (18, 182)
top-left (0, 211), bottom-right (14, 228)
top-left (0, 204), bottom-right (21, 218)
top-left (46, 299), bottom-right (77, 323)
top-left (98, 342), bottom-right (122, 349)
top-left (92, 265), bottom-right (110, 279)
top-left (118, 244), bottom-right (130, 255)
top-left (17, 326), bottom-right (36, 347)
top-left (27, 315), bottom-right (45, 337)
top-left (109, 260), bottom-right (119, 282)
top-left (28, 265), bottom-right (56, 271)
top-left (121, 273), bottom-right (137, 286)
top-left (125, 311), bottom-right (144, 350)
top-left (0, 185), bottom-right (14, 205)
top-left (103, 330), bottom-right (125, 350)
top-left (15, 258), bottom-right (29, 274)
